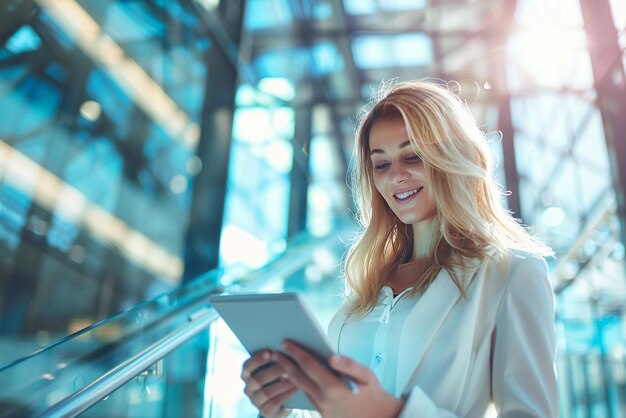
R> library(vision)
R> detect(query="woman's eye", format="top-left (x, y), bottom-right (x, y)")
top-left (374, 162), bottom-right (390, 171)
top-left (405, 154), bottom-right (421, 163)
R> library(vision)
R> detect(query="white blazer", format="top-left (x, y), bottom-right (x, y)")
top-left (286, 250), bottom-right (558, 418)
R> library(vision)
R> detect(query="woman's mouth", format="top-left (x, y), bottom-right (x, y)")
top-left (393, 187), bottom-right (423, 202)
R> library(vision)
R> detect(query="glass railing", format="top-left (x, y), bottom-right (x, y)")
top-left (0, 224), bottom-right (354, 418)
top-left (0, 269), bottom-right (222, 418)
top-left (556, 299), bottom-right (626, 418)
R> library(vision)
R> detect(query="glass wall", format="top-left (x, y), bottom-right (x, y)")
top-left (0, 0), bottom-right (212, 362)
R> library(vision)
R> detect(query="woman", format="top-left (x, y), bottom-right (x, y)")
top-left (240, 80), bottom-right (558, 418)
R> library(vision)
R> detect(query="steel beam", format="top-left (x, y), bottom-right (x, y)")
top-left (489, 0), bottom-right (521, 218)
top-left (580, 0), bottom-right (626, 251)
top-left (182, 0), bottom-right (245, 280)
top-left (288, 106), bottom-right (312, 237)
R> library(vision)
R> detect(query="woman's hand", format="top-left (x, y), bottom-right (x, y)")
top-left (277, 341), bottom-right (405, 418)
top-left (241, 350), bottom-right (299, 418)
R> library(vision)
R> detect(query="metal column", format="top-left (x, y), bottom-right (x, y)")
top-left (490, 0), bottom-right (521, 218)
top-left (182, 0), bottom-right (245, 280)
top-left (287, 106), bottom-right (312, 238)
top-left (580, 0), bottom-right (626, 249)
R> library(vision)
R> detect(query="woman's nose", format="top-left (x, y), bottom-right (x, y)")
top-left (390, 165), bottom-right (409, 183)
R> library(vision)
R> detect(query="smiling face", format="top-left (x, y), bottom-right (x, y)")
top-left (369, 116), bottom-right (437, 227)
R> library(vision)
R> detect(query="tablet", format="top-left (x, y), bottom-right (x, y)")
top-left (209, 292), bottom-right (350, 410)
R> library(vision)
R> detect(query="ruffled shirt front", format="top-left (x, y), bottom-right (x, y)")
top-left (336, 258), bottom-right (430, 395)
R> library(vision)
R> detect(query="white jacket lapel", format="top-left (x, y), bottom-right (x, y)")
top-left (395, 268), bottom-right (465, 393)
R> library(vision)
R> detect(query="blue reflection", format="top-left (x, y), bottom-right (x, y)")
top-left (102, 2), bottom-right (165, 43)
top-left (254, 47), bottom-right (310, 79)
top-left (0, 186), bottom-right (30, 250)
top-left (0, 79), bottom-right (60, 140)
top-left (47, 216), bottom-right (79, 253)
top-left (352, 33), bottom-right (432, 69)
top-left (246, 0), bottom-right (292, 30)
top-left (344, 0), bottom-right (426, 14)
top-left (254, 43), bottom-right (344, 79)
top-left (312, 42), bottom-right (344, 75)
top-left (86, 71), bottom-right (133, 130)
top-left (6, 26), bottom-right (41, 54)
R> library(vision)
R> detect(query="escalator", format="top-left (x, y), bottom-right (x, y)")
top-left (0, 226), bottom-right (353, 418)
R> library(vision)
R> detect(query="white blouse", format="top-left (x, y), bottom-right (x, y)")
top-left (337, 286), bottom-right (418, 396)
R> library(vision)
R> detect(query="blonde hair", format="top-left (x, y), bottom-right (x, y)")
top-left (344, 80), bottom-right (553, 315)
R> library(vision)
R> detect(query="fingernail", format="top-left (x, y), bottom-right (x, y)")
top-left (262, 351), bottom-right (271, 360)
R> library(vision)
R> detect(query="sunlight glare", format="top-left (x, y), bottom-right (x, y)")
top-left (510, 28), bottom-right (590, 88)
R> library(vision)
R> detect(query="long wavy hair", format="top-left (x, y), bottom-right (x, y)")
top-left (344, 80), bottom-right (553, 315)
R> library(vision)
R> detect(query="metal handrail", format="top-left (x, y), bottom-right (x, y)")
top-left (34, 223), bottom-right (355, 418)
top-left (38, 308), bottom-right (219, 418)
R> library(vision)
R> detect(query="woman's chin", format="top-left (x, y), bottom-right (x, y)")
top-left (396, 214), bottom-right (436, 226)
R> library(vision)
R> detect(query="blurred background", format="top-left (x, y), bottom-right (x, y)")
top-left (0, 0), bottom-right (625, 417)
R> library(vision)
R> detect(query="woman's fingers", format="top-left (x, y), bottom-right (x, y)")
top-left (242, 351), bottom-right (284, 391)
top-left (250, 362), bottom-right (288, 387)
top-left (329, 354), bottom-right (374, 384)
top-left (241, 350), bottom-right (272, 381)
top-left (272, 350), bottom-right (323, 402)
top-left (258, 386), bottom-right (298, 418)
top-left (248, 375), bottom-right (295, 406)
top-left (243, 365), bottom-right (287, 399)
top-left (241, 351), bottom-right (302, 417)
top-left (282, 341), bottom-right (338, 387)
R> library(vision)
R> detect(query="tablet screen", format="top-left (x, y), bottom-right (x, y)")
top-left (209, 292), bottom-right (335, 410)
